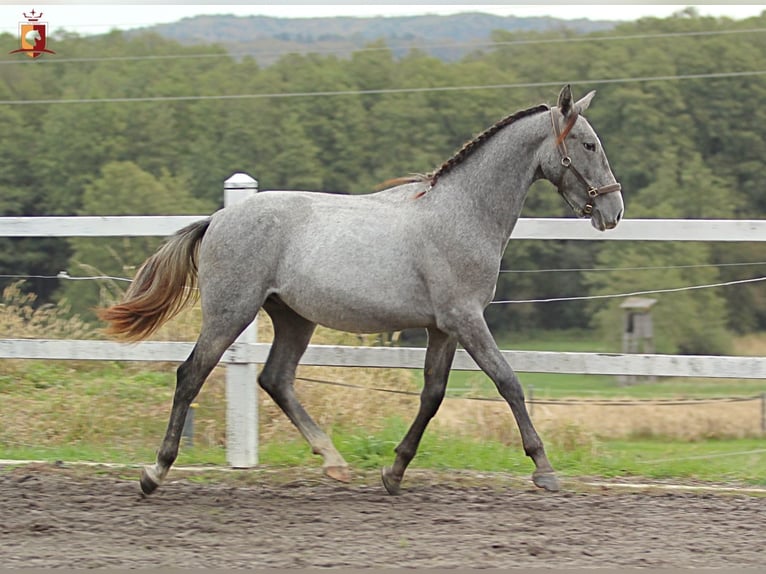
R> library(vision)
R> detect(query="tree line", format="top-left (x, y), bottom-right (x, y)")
top-left (1, 9), bottom-right (764, 353)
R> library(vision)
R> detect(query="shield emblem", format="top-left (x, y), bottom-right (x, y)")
top-left (9, 20), bottom-right (55, 58)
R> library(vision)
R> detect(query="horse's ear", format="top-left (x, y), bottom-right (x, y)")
top-left (574, 90), bottom-right (596, 114)
top-left (557, 84), bottom-right (573, 117)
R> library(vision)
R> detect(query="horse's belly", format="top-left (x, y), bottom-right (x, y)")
top-left (276, 278), bottom-right (434, 334)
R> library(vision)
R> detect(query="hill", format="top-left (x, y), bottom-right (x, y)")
top-left (133, 12), bottom-right (618, 64)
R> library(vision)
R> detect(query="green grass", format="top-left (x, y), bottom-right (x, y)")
top-left (260, 429), bottom-right (766, 486)
top-left (444, 370), bottom-right (766, 399)
top-left (229, 427), bottom-right (766, 487)
top-left (2, 329), bottom-right (764, 487)
top-left (420, 329), bottom-right (766, 399)
top-left (3, 416), bottom-right (764, 486)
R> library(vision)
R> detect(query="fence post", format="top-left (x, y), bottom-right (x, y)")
top-left (223, 173), bottom-right (259, 468)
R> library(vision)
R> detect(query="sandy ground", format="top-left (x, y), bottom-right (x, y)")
top-left (1, 463), bottom-right (764, 569)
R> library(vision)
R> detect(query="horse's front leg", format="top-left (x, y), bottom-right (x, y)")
top-left (381, 327), bottom-right (457, 494)
top-left (447, 312), bottom-right (560, 492)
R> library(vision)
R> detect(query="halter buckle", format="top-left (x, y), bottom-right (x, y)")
top-left (587, 187), bottom-right (599, 198)
top-left (583, 203), bottom-right (593, 215)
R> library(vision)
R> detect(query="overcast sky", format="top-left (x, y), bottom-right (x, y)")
top-left (0, 4), bottom-right (763, 36)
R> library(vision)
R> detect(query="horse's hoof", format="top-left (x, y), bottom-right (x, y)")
top-left (139, 466), bottom-right (161, 495)
top-left (532, 471), bottom-right (561, 492)
top-left (324, 465), bottom-right (351, 483)
top-left (381, 467), bottom-right (401, 495)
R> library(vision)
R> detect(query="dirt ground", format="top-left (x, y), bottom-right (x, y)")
top-left (1, 463), bottom-right (764, 569)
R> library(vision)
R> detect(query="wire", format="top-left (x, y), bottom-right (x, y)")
top-left (490, 276), bottom-right (766, 304)
top-left (4, 261), bottom-right (764, 283)
top-left (0, 272), bottom-right (131, 283)
top-left (4, 273), bottom-right (765, 305)
top-left (1, 69), bottom-right (765, 106)
top-left (295, 376), bottom-right (762, 406)
top-left (500, 261), bottom-right (766, 274)
top-left (2, 26), bottom-right (764, 66)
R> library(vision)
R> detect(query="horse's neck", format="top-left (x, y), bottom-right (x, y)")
top-left (429, 114), bottom-right (545, 247)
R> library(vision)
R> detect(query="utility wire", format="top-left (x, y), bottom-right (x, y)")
top-left (2, 26), bottom-right (764, 66)
top-left (1, 69), bottom-right (765, 106)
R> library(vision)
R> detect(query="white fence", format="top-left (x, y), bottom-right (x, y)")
top-left (1, 173), bottom-right (765, 466)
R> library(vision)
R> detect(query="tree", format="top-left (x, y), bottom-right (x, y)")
top-left (585, 150), bottom-right (735, 354)
top-left (59, 162), bottom-right (215, 320)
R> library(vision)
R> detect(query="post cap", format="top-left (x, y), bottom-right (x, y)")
top-left (224, 172), bottom-right (258, 190)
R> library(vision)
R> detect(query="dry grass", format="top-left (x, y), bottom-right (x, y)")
top-left (732, 332), bottom-right (766, 356)
top-left (433, 397), bottom-right (763, 445)
top-left (0, 282), bottom-right (96, 341)
top-left (2, 280), bottom-right (764, 453)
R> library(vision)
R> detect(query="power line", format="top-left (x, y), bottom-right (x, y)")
top-left (2, 26), bottom-right (764, 66)
top-left (1, 69), bottom-right (764, 106)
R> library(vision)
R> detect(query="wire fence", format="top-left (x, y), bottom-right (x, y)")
top-left (2, 270), bottom-right (765, 306)
top-left (295, 374), bottom-right (761, 406)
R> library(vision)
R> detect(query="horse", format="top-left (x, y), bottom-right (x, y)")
top-left (98, 84), bottom-right (623, 496)
top-left (24, 29), bottom-right (42, 47)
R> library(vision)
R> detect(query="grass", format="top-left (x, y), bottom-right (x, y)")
top-left (2, 283), bottom-right (765, 487)
top-left (5, 420), bottom-right (764, 487)
top-left (445, 370), bottom-right (766, 399)
top-left (437, 329), bottom-right (766, 399)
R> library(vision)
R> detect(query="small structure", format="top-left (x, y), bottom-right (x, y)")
top-left (619, 297), bottom-right (657, 385)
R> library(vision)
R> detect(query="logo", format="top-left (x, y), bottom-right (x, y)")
top-left (9, 9), bottom-right (55, 59)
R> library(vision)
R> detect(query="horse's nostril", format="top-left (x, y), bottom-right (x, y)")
top-left (616, 209), bottom-right (623, 223)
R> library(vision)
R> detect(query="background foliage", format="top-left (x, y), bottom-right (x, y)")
top-left (1, 9), bottom-right (764, 352)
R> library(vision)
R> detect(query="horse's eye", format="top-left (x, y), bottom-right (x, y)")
top-left (584, 142), bottom-right (597, 152)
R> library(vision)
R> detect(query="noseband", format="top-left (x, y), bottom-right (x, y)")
top-left (550, 110), bottom-right (621, 215)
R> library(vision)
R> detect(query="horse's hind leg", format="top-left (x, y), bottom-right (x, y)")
top-left (140, 299), bottom-right (260, 494)
top-left (259, 299), bottom-right (350, 482)
top-left (140, 334), bottom-right (240, 494)
top-left (381, 327), bottom-right (457, 495)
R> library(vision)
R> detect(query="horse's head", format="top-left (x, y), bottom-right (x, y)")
top-left (24, 29), bottom-right (42, 46)
top-left (540, 85), bottom-right (624, 231)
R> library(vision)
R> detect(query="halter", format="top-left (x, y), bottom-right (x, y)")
top-left (550, 109), bottom-right (622, 215)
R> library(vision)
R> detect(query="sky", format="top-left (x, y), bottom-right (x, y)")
top-left (0, 4), bottom-right (763, 36)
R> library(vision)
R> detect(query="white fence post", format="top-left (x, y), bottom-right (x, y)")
top-left (223, 173), bottom-right (259, 468)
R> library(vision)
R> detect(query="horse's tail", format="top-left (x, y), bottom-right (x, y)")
top-left (97, 218), bottom-right (212, 342)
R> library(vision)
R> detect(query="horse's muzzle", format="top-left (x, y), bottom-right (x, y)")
top-left (591, 206), bottom-right (623, 231)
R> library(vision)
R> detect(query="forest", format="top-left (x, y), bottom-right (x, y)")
top-left (0, 8), bottom-right (764, 354)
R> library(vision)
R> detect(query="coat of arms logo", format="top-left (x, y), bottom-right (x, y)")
top-left (9, 9), bottom-right (56, 58)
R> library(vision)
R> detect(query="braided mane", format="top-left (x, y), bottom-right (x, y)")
top-left (377, 103), bottom-right (550, 193)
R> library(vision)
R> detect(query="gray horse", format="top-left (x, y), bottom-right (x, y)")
top-left (99, 85), bottom-right (623, 495)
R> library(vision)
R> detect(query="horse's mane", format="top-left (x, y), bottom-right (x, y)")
top-left (376, 103), bottom-right (551, 194)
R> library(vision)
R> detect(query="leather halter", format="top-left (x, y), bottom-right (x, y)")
top-left (550, 110), bottom-right (622, 215)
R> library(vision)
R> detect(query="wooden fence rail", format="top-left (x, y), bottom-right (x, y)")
top-left (1, 173), bottom-right (764, 465)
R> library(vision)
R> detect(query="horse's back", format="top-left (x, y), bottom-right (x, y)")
top-left (199, 188), bottom-right (437, 333)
